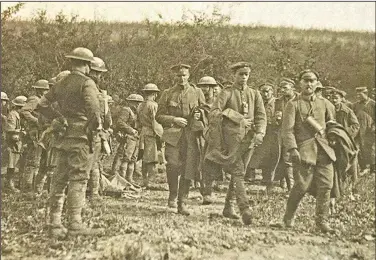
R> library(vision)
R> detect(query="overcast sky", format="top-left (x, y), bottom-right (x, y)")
top-left (2, 2), bottom-right (375, 31)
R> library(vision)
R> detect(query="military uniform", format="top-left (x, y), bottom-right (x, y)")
top-left (38, 69), bottom-right (101, 236)
top-left (352, 96), bottom-right (375, 171)
top-left (138, 98), bottom-right (163, 187)
top-left (210, 80), bottom-right (266, 222)
top-left (248, 95), bottom-right (280, 186)
top-left (282, 94), bottom-right (336, 230)
top-left (156, 81), bottom-right (206, 214)
top-left (112, 104), bottom-right (140, 182)
top-left (88, 89), bottom-right (112, 200)
top-left (335, 103), bottom-right (360, 139)
top-left (1, 93), bottom-right (9, 163)
top-left (274, 93), bottom-right (298, 190)
top-left (5, 109), bottom-right (23, 192)
top-left (19, 94), bottom-right (45, 191)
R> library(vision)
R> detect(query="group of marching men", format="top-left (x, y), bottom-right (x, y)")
top-left (1, 46), bottom-right (375, 238)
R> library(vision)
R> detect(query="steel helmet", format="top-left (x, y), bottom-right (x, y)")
top-left (142, 83), bottom-right (160, 92)
top-left (126, 94), bottom-right (144, 102)
top-left (56, 70), bottom-right (71, 82)
top-left (32, 79), bottom-right (50, 90)
top-left (65, 47), bottom-right (95, 62)
top-left (1, 92), bottom-right (9, 101)
top-left (197, 76), bottom-right (217, 86)
top-left (91, 57), bottom-right (108, 72)
top-left (11, 96), bottom-right (27, 107)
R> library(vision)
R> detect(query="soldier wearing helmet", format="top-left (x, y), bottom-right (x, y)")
top-left (1, 92), bottom-right (10, 145)
top-left (196, 76), bottom-right (225, 205)
top-left (111, 93), bottom-right (144, 184)
top-left (37, 47), bottom-right (103, 238)
top-left (137, 83), bottom-right (163, 188)
top-left (197, 76), bottom-right (218, 105)
top-left (4, 96), bottom-right (27, 193)
top-left (33, 71), bottom-right (72, 195)
top-left (87, 57), bottom-right (112, 203)
top-left (19, 79), bottom-right (50, 193)
top-left (156, 64), bottom-right (206, 215)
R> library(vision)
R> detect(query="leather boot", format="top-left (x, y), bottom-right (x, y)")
top-left (111, 152), bottom-right (122, 175)
top-left (283, 185), bottom-right (305, 228)
top-left (233, 175), bottom-right (252, 224)
top-left (222, 179), bottom-right (239, 219)
top-left (177, 177), bottom-right (191, 216)
top-left (67, 180), bottom-right (104, 236)
top-left (166, 166), bottom-right (178, 208)
top-left (141, 162), bottom-right (149, 188)
top-left (119, 162), bottom-right (128, 179)
top-left (244, 168), bottom-right (256, 182)
top-left (202, 171), bottom-right (214, 205)
top-left (49, 193), bottom-right (67, 239)
top-left (89, 169), bottom-right (102, 204)
top-left (6, 168), bottom-right (20, 193)
top-left (34, 172), bottom-right (47, 195)
top-left (316, 189), bottom-right (333, 233)
top-left (23, 166), bottom-right (38, 192)
top-left (280, 178), bottom-right (287, 189)
top-left (125, 162), bottom-right (135, 183)
top-left (285, 166), bottom-right (294, 191)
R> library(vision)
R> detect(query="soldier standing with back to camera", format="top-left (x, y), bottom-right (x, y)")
top-left (112, 93), bottom-right (144, 183)
top-left (281, 69), bottom-right (337, 233)
top-left (156, 64), bottom-right (206, 215)
top-left (138, 83), bottom-right (163, 188)
top-left (38, 47), bottom-right (103, 238)
top-left (87, 56), bottom-right (112, 203)
top-left (208, 62), bottom-right (266, 224)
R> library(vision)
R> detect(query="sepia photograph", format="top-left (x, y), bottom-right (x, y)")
top-left (1, 1), bottom-right (375, 259)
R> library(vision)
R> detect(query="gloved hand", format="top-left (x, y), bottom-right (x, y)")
top-left (289, 148), bottom-right (301, 163)
top-left (254, 132), bottom-right (264, 146)
top-left (11, 134), bottom-right (20, 142)
top-left (193, 111), bottom-right (201, 121)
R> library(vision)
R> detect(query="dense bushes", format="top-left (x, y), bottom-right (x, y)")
top-left (1, 4), bottom-right (375, 102)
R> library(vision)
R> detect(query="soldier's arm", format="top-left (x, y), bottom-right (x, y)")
top-left (117, 108), bottom-right (135, 134)
top-left (197, 88), bottom-right (206, 107)
top-left (37, 86), bottom-right (63, 120)
top-left (6, 112), bottom-right (18, 133)
top-left (325, 99), bottom-right (336, 122)
top-left (210, 88), bottom-right (230, 118)
top-left (104, 110), bottom-right (112, 130)
top-left (82, 79), bottom-right (101, 129)
top-left (347, 108), bottom-right (360, 138)
top-left (281, 101), bottom-right (298, 151)
top-left (156, 89), bottom-right (175, 125)
top-left (20, 96), bottom-right (39, 124)
top-left (253, 90), bottom-right (267, 135)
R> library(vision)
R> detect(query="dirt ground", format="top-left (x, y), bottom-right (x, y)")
top-left (1, 166), bottom-right (375, 260)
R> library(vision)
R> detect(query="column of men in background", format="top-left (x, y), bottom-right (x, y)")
top-left (1, 53), bottom-right (375, 236)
